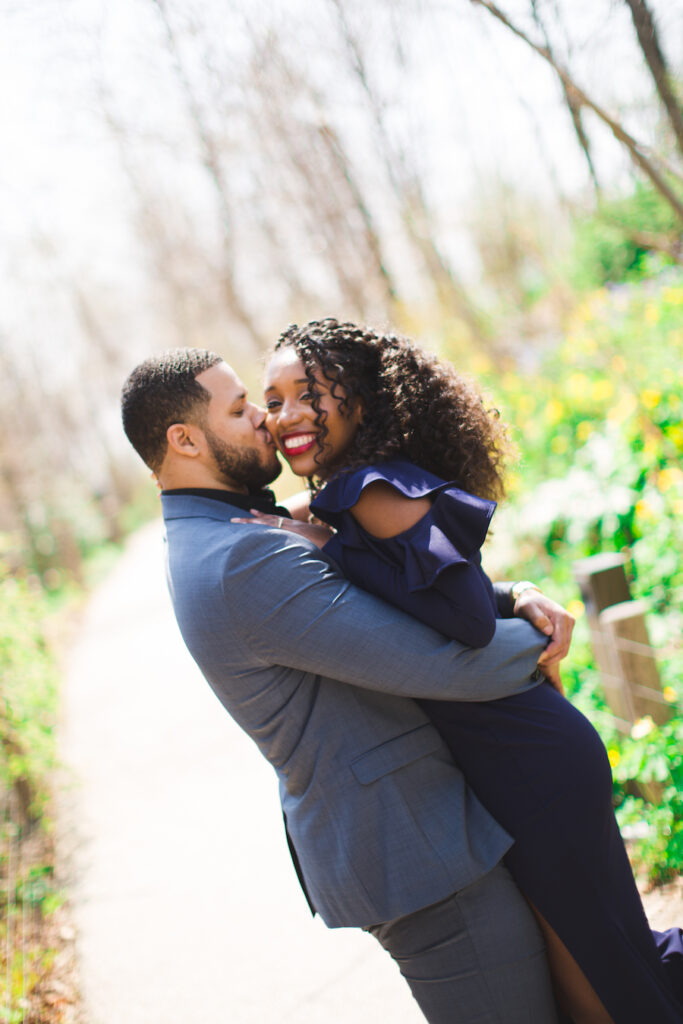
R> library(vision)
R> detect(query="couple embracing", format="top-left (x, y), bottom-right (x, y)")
top-left (122, 319), bottom-right (683, 1023)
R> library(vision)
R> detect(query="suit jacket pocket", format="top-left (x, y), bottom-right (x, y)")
top-left (350, 724), bottom-right (443, 785)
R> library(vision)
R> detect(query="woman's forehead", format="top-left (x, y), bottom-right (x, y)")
top-left (264, 346), bottom-right (306, 388)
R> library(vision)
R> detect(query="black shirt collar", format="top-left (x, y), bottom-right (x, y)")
top-left (161, 487), bottom-right (291, 517)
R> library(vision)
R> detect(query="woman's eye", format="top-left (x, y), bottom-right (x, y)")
top-left (265, 399), bottom-right (281, 410)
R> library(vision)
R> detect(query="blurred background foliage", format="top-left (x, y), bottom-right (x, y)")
top-left (1, 7), bottom-right (683, 1004)
top-left (477, 251), bottom-right (683, 881)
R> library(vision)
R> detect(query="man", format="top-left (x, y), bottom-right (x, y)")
top-left (121, 348), bottom-right (565, 1023)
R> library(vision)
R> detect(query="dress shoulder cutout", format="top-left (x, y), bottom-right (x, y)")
top-left (311, 460), bottom-right (497, 588)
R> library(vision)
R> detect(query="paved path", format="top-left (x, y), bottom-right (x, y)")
top-left (59, 520), bottom-right (423, 1024)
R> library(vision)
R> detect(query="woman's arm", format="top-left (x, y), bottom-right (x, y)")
top-left (348, 481), bottom-right (497, 647)
top-left (338, 541), bottom-right (497, 646)
top-left (351, 480), bottom-right (432, 536)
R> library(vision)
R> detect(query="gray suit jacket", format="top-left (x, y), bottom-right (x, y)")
top-left (162, 493), bottom-right (545, 928)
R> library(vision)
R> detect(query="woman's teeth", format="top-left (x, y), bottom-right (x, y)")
top-left (282, 434), bottom-right (316, 454)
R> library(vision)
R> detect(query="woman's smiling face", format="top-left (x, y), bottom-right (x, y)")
top-left (263, 347), bottom-right (363, 478)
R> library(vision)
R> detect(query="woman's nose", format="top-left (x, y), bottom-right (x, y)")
top-left (278, 398), bottom-right (303, 428)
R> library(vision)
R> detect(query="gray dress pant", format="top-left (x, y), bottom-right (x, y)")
top-left (365, 863), bottom-right (560, 1024)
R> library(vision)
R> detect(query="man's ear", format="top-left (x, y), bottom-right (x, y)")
top-left (166, 422), bottom-right (203, 458)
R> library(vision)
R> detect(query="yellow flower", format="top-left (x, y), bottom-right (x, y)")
top-left (644, 303), bottom-right (660, 324)
top-left (566, 599), bottom-right (585, 619)
top-left (607, 393), bottom-right (637, 424)
top-left (591, 379), bottom-right (614, 402)
top-left (607, 748), bottom-right (621, 769)
top-left (667, 425), bottom-right (683, 449)
top-left (576, 421), bottom-right (593, 443)
top-left (643, 434), bottom-right (659, 457)
top-left (663, 686), bottom-right (677, 704)
top-left (641, 390), bottom-right (661, 410)
top-left (545, 398), bottom-right (565, 425)
top-left (567, 373), bottom-right (589, 399)
top-left (635, 499), bottom-right (655, 522)
top-left (631, 716), bottom-right (655, 740)
top-left (662, 286), bottom-right (683, 306)
top-left (674, 500), bottom-right (683, 516)
top-left (657, 467), bottom-right (683, 493)
top-left (611, 355), bottom-right (626, 374)
top-left (506, 470), bottom-right (522, 495)
top-left (573, 301), bottom-right (594, 325)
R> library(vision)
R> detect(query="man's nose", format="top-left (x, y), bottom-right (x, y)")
top-left (251, 404), bottom-right (268, 428)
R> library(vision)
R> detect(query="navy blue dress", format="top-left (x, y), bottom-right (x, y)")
top-left (310, 459), bottom-right (683, 1024)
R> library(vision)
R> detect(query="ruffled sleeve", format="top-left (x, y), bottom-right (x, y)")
top-left (311, 460), bottom-right (496, 592)
top-left (310, 461), bottom-right (499, 647)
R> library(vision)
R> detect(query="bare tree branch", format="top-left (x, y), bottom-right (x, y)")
top-left (529, 0), bottom-right (600, 194)
top-left (470, 0), bottom-right (683, 224)
top-left (244, 28), bottom-right (398, 319)
top-left (330, 0), bottom-right (492, 343)
top-left (317, 122), bottom-right (399, 309)
top-left (149, 0), bottom-right (267, 349)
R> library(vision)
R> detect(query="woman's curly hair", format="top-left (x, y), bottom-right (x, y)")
top-left (274, 318), bottom-right (512, 501)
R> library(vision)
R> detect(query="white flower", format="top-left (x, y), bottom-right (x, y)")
top-left (631, 716), bottom-right (655, 740)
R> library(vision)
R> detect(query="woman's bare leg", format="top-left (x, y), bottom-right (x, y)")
top-left (530, 902), bottom-right (614, 1023)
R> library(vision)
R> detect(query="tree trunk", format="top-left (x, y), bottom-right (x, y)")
top-left (624, 0), bottom-right (683, 161)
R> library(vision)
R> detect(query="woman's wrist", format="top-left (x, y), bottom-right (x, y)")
top-left (511, 580), bottom-right (542, 611)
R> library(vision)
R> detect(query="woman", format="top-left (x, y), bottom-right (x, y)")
top-left (239, 318), bottom-right (682, 1023)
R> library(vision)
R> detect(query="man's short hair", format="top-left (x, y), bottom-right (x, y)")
top-left (121, 348), bottom-right (223, 473)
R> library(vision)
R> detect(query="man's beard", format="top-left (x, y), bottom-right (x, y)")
top-left (205, 427), bottom-right (281, 491)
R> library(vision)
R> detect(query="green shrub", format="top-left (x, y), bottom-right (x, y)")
top-left (569, 182), bottom-right (682, 291)
top-left (0, 568), bottom-right (58, 820)
top-left (475, 265), bottom-right (683, 882)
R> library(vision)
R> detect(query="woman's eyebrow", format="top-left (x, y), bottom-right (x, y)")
top-left (264, 378), bottom-right (310, 393)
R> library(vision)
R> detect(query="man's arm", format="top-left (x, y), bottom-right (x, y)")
top-left (225, 529), bottom-right (545, 702)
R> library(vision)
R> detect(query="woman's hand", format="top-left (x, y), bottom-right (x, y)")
top-left (513, 590), bottom-right (575, 695)
top-left (231, 511), bottom-right (334, 549)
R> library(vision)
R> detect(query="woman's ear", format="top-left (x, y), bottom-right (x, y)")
top-left (166, 422), bottom-right (202, 458)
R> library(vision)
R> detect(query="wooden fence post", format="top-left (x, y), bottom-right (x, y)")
top-left (572, 553), bottom-right (669, 729)
top-left (573, 553), bottom-right (634, 724)
top-left (573, 554), bottom-right (670, 804)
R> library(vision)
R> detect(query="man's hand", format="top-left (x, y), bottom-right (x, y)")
top-left (513, 590), bottom-right (575, 694)
top-left (231, 511), bottom-right (334, 549)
